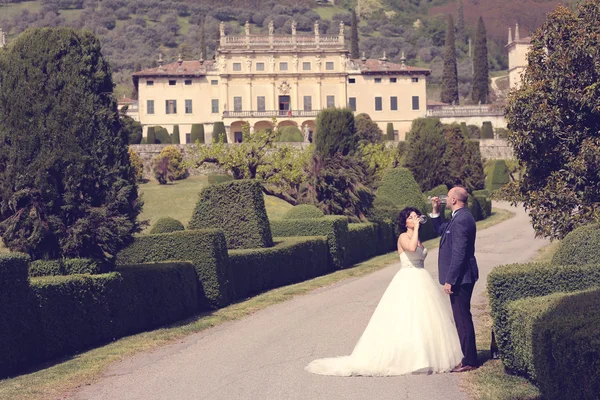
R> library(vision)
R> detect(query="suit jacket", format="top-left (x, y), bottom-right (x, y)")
top-left (432, 207), bottom-right (479, 286)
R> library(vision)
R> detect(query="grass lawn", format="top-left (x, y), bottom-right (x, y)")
top-left (314, 5), bottom-right (347, 20)
top-left (0, 0), bottom-right (42, 18)
top-left (138, 176), bottom-right (293, 230)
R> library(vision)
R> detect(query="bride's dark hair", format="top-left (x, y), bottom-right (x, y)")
top-left (397, 207), bottom-right (422, 234)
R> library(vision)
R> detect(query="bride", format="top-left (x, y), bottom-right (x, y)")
top-left (305, 207), bottom-right (463, 376)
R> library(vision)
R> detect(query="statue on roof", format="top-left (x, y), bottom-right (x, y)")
top-left (245, 21), bottom-right (250, 36)
top-left (339, 21), bottom-right (345, 36)
top-left (269, 20), bottom-right (274, 35)
top-left (314, 20), bottom-right (319, 35)
top-left (291, 20), bottom-right (297, 35)
top-left (219, 22), bottom-right (225, 37)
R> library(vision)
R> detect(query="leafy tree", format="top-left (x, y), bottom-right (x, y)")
top-left (441, 15), bottom-right (459, 104)
top-left (360, 142), bottom-right (402, 181)
top-left (441, 124), bottom-right (484, 192)
top-left (0, 27), bottom-right (143, 262)
top-left (200, 21), bottom-right (206, 59)
top-left (128, 147), bottom-right (144, 182)
top-left (386, 123), bottom-right (394, 141)
top-left (171, 125), bottom-right (181, 144)
top-left (315, 108), bottom-right (358, 158)
top-left (355, 113), bottom-right (383, 145)
top-left (351, 9), bottom-right (359, 59)
top-left (472, 17), bottom-right (489, 104)
top-left (191, 124), bottom-right (205, 144)
top-left (153, 145), bottom-right (188, 184)
top-left (504, 0), bottom-right (600, 239)
top-left (404, 118), bottom-right (448, 191)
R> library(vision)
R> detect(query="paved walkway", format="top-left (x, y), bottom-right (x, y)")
top-left (72, 202), bottom-right (549, 400)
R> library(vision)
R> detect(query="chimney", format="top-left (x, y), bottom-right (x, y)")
top-left (515, 23), bottom-right (520, 41)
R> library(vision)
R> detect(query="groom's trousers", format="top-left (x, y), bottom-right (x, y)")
top-left (450, 283), bottom-right (478, 367)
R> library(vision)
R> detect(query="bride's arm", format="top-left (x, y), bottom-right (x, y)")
top-left (398, 228), bottom-right (420, 253)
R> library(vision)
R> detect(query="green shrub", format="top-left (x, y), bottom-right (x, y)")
top-left (155, 126), bottom-right (171, 144)
top-left (270, 216), bottom-right (349, 269)
top-left (467, 193), bottom-right (483, 221)
top-left (277, 126), bottom-right (304, 142)
top-left (207, 174), bottom-right (234, 184)
top-left (513, 288), bottom-right (600, 400)
top-left (315, 107), bottom-right (358, 157)
top-left (146, 127), bottom-right (156, 144)
top-left (128, 147), bottom-right (144, 182)
top-left (347, 223), bottom-right (379, 265)
top-left (473, 189), bottom-right (492, 219)
top-left (467, 124), bottom-right (481, 139)
top-left (228, 237), bottom-right (328, 300)
top-left (367, 196), bottom-right (401, 224)
top-left (481, 121), bottom-right (494, 139)
top-left (140, 137), bottom-right (147, 144)
top-left (386, 123), bottom-right (394, 141)
top-left (487, 262), bottom-right (600, 374)
top-left (495, 128), bottom-right (509, 139)
top-left (460, 122), bottom-right (469, 138)
top-left (150, 217), bottom-right (185, 234)
top-left (282, 205), bottom-right (324, 220)
top-left (191, 124), bottom-right (205, 144)
top-left (159, 145), bottom-right (188, 181)
top-left (213, 121), bottom-right (226, 143)
top-left (116, 229), bottom-right (231, 308)
top-left (171, 125), bottom-right (181, 144)
top-left (485, 160), bottom-right (510, 192)
top-left (424, 184), bottom-right (449, 198)
top-left (188, 180), bottom-right (273, 249)
top-left (552, 223), bottom-right (600, 266)
top-left (29, 259), bottom-right (64, 277)
top-left (29, 258), bottom-right (104, 276)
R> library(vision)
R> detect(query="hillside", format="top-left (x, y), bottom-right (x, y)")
top-left (0, 0), bottom-right (568, 101)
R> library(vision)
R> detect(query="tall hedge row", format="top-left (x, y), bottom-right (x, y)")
top-left (346, 223), bottom-right (380, 266)
top-left (485, 159), bottom-right (510, 192)
top-left (188, 180), bottom-right (273, 249)
top-left (116, 229), bottom-right (231, 308)
top-left (228, 237), bottom-right (328, 300)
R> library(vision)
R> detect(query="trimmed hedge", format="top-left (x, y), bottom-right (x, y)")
top-left (277, 126), bottom-right (304, 142)
top-left (347, 223), bottom-right (380, 265)
top-left (282, 205), bottom-right (324, 220)
top-left (424, 184), bottom-right (448, 198)
top-left (467, 193), bottom-right (482, 222)
top-left (29, 258), bottom-right (105, 277)
top-left (207, 174), bottom-right (234, 184)
top-left (150, 217), bottom-right (185, 234)
top-left (473, 189), bottom-right (492, 219)
top-left (270, 216), bottom-right (349, 269)
top-left (188, 180), bottom-right (273, 249)
top-left (552, 223), bottom-right (600, 266)
top-left (228, 237), bottom-right (328, 300)
top-left (481, 121), bottom-right (494, 139)
top-left (116, 229), bottom-right (231, 308)
top-left (213, 121), bottom-right (226, 143)
top-left (510, 288), bottom-right (600, 400)
top-left (485, 160), bottom-right (510, 192)
top-left (487, 262), bottom-right (600, 374)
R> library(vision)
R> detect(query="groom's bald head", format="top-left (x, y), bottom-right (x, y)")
top-left (450, 186), bottom-right (468, 203)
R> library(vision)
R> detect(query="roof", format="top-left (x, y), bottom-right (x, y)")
top-left (350, 59), bottom-right (431, 75)
top-left (132, 60), bottom-right (215, 78)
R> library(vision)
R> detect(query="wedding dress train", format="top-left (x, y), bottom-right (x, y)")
top-left (305, 247), bottom-right (463, 376)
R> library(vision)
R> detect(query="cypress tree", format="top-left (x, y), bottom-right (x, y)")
top-left (191, 124), bottom-right (205, 144)
top-left (155, 126), bottom-right (171, 144)
top-left (146, 127), bottom-right (156, 144)
top-left (171, 125), bottom-right (181, 144)
top-left (351, 9), bottom-right (359, 59)
top-left (0, 27), bottom-right (143, 262)
top-left (315, 108), bottom-right (358, 158)
top-left (457, 0), bottom-right (465, 42)
top-left (386, 123), bottom-right (395, 141)
top-left (212, 121), bottom-right (226, 143)
top-left (472, 17), bottom-right (490, 104)
top-left (441, 15), bottom-right (459, 105)
top-left (200, 21), bottom-right (206, 59)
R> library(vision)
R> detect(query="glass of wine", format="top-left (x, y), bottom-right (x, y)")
top-left (417, 215), bottom-right (427, 224)
top-left (427, 195), bottom-right (448, 204)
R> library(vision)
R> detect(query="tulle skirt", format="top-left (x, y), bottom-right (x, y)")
top-left (305, 267), bottom-right (463, 376)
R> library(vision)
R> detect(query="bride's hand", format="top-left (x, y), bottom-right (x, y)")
top-left (413, 216), bottom-right (421, 229)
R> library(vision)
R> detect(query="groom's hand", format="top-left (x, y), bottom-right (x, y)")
top-left (444, 283), bottom-right (453, 295)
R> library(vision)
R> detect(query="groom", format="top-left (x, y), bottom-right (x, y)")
top-left (431, 186), bottom-right (479, 372)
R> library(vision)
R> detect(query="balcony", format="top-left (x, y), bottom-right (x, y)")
top-left (222, 110), bottom-right (321, 118)
top-left (426, 106), bottom-right (505, 118)
top-left (221, 35), bottom-right (344, 50)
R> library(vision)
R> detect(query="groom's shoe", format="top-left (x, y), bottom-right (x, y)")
top-left (451, 363), bottom-right (477, 373)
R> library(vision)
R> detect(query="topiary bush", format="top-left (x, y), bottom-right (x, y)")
top-left (188, 180), bottom-right (273, 249)
top-left (128, 147), bottom-right (144, 182)
top-left (315, 107), bottom-right (358, 157)
top-left (386, 122), bottom-right (394, 141)
top-left (146, 127), bottom-right (156, 144)
top-left (228, 237), bottom-right (328, 300)
top-left (171, 125), bottom-right (181, 144)
top-left (191, 124), bottom-right (205, 144)
top-left (485, 159), bottom-right (510, 192)
top-left (346, 223), bottom-right (379, 265)
top-left (29, 259), bottom-right (64, 277)
top-left (277, 126), bottom-right (304, 142)
top-left (153, 145), bottom-right (188, 184)
top-left (155, 126), bottom-right (171, 144)
top-left (552, 223), bottom-right (600, 266)
top-left (481, 121), bottom-right (494, 139)
top-left (376, 168), bottom-right (426, 210)
top-left (472, 189), bottom-right (492, 219)
top-left (207, 174), bottom-right (234, 184)
top-left (282, 205), bottom-right (324, 220)
top-left (467, 124), bottom-right (481, 139)
top-left (487, 262), bottom-right (600, 374)
top-left (149, 217), bottom-right (185, 234)
top-left (28, 258), bottom-right (105, 277)
top-left (212, 121), bottom-right (226, 143)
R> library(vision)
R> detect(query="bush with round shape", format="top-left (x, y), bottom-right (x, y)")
top-left (213, 121), bottom-right (227, 143)
top-left (155, 126), bottom-right (171, 144)
top-left (150, 217), bottom-right (185, 234)
top-left (191, 124), bottom-right (205, 144)
top-left (282, 205), bottom-right (324, 220)
top-left (277, 126), bottom-right (304, 142)
top-left (153, 145), bottom-right (188, 184)
top-left (552, 223), bottom-right (600, 266)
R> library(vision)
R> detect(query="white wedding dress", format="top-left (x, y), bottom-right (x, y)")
top-left (305, 247), bottom-right (463, 376)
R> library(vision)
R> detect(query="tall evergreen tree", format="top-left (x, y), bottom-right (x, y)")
top-left (0, 27), bottom-right (143, 262)
top-left (351, 9), bottom-right (360, 59)
top-left (472, 17), bottom-right (490, 104)
top-left (441, 15), bottom-right (459, 104)
top-left (200, 21), bottom-right (206, 59)
top-left (457, 0), bottom-right (465, 42)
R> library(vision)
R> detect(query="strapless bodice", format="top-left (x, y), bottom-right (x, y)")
top-left (399, 247), bottom-right (427, 269)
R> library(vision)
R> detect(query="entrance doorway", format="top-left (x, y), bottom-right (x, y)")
top-left (279, 95), bottom-right (290, 116)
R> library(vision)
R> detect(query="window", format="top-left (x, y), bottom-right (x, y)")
top-left (166, 100), bottom-right (177, 114)
top-left (256, 62), bottom-right (265, 71)
top-left (185, 79), bottom-right (192, 85)
top-left (349, 97), bottom-right (356, 112)
top-left (257, 96), bottom-right (266, 112)
top-left (211, 99), bottom-right (219, 114)
top-left (375, 97), bottom-right (382, 111)
top-left (412, 77), bottom-right (419, 83)
top-left (233, 63), bottom-right (242, 71)
top-left (390, 77), bottom-right (397, 83)
top-left (146, 80), bottom-right (154, 86)
top-left (304, 96), bottom-right (312, 111)
top-left (186, 133), bottom-right (191, 144)
top-left (185, 99), bottom-right (193, 114)
top-left (374, 78), bottom-right (382, 83)
top-left (147, 100), bottom-right (154, 114)
top-left (390, 96), bottom-right (398, 111)
top-left (211, 80), bottom-right (218, 85)
top-left (169, 80), bottom-right (176, 86)
top-left (234, 96), bottom-right (242, 112)
top-left (348, 78), bottom-right (356, 84)
top-left (303, 62), bottom-right (311, 71)
top-left (326, 62), bottom-right (334, 70)
top-left (280, 62), bottom-right (288, 71)
top-left (412, 96), bottom-right (420, 110)
top-left (326, 95), bottom-right (335, 108)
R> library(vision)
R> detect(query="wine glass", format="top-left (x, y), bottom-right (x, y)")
top-left (417, 215), bottom-right (427, 224)
top-left (427, 195), bottom-right (448, 204)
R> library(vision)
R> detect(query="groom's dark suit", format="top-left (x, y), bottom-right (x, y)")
top-left (432, 207), bottom-right (479, 367)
